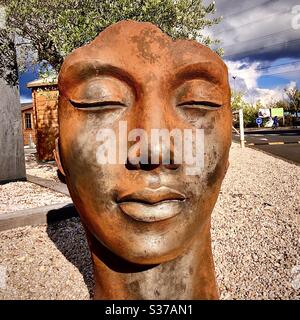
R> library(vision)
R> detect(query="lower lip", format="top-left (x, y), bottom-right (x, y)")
top-left (118, 200), bottom-right (184, 222)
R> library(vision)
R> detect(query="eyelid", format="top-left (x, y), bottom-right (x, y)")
top-left (69, 99), bottom-right (127, 110)
top-left (177, 100), bottom-right (222, 109)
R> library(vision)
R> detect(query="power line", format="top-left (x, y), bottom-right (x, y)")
top-left (222, 27), bottom-right (297, 49)
top-left (257, 60), bottom-right (300, 71)
top-left (232, 68), bottom-right (300, 77)
top-left (213, 7), bottom-right (289, 37)
top-left (223, 38), bottom-right (300, 59)
top-left (219, 0), bottom-right (279, 22)
top-left (260, 68), bottom-right (300, 77)
top-left (230, 60), bottom-right (300, 75)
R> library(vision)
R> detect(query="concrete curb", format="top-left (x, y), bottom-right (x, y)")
top-left (0, 202), bottom-right (77, 232)
top-left (247, 141), bottom-right (300, 146)
top-left (26, 174), bottom-right (70, 196)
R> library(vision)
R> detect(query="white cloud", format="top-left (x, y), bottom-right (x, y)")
top-left (225, 59), bottom-right (296, 106)
top-left (20, 95), bottom-right (32, 104)
top-left (226, 60), bottom-right (262, 90)
top-left (204, 1), bottom-right (300, 107)
top-left (211, 0), bottom-right (300, 60)
top-left (285, 80), bottom-right (297, 91)
top-left (252, 87), bottom-right (283, 105)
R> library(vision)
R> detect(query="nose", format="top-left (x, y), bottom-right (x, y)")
top-left (126, 96), bottom-right (181, 171)
top-left (126, 135), bottom-right (180, 171)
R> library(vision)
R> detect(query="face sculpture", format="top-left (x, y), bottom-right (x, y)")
top-left (57, 21), bottom-right (231, 270)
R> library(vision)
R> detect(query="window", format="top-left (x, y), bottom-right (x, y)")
top-left (25, 113), bottom-right (32, 129)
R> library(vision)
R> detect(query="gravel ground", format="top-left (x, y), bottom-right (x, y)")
top-left (212, 144), bottom-right (299, 300)
top-left (0, 143), bottom-right (299, 299)
top-left (25, 153), bottom-right (59, 182)
top-left (0, 152), bottom-right (70, 214)
top-left (0, 182), bottom-right (70, 214)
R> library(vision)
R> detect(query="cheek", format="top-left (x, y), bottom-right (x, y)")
top-left (185, 110), bottom-right (231, 195)
top-left (204, 109), bottom-right (231, 156)
top-left (204, 125), bottom-right (231, 190)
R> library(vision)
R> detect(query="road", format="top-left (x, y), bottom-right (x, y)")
top-left (232, 128), bottom-right (300, 164)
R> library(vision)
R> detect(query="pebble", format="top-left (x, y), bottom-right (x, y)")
top-left (0, 143), bottom-right (299, 299)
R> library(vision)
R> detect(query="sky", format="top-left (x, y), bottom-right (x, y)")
top-left (19, 0), bottom-right (300, 105)
top-left (206, 0), bottom-right (300, 105)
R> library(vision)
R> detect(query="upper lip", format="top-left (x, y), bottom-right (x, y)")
top-left (116, 186), bottom-right (186, 204)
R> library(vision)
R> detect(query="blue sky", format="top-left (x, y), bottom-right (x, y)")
top-left (19, 68), bottom-right (38, 103)
top-left (19, 0), bottom-right (300, 105)
top-left (207, 0), bottom-right (300, 105)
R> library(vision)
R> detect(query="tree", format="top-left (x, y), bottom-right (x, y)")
top-left (267, 99), bottom-right (287, 111)
top-left (231, 90), bottom-right (258, 127)
top-left (243, 105), bottom-right (259, 127)
top-left (0, 0), bottom-right (222, 75)
top-left (0, 28), bottom-right (19, 86)
top-left (231, 90), bottom-right (249, 111)
top-left (284, 85), bottom-right (300, 116)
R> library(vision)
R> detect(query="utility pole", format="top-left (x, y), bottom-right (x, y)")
top-left (232, 75), bottom-right (245, 148)
top-left (239, 108), bottom-right (245, 148)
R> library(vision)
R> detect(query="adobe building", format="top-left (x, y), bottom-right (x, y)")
top-left (21, 102), bottom-right (36, 146)
top-left (27, 78), bottom-right (58, 161)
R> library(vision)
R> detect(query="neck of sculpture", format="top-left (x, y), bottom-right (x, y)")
top-left (86, 222), bottom-right (219, 300)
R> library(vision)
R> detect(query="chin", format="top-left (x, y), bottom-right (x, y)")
top-left (102, 234), bottom-right (193, 266)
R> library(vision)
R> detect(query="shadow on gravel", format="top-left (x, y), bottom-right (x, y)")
top-left (46, 205), bottom-right (94, 299)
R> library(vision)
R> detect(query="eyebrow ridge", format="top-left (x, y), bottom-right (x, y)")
top-left (174, 62), bottom-right (223, 86)
top-left (62, 60), bottom-right (140, 97)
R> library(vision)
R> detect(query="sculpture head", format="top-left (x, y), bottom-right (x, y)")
top-left (57, 20), bottom-right (231, 266)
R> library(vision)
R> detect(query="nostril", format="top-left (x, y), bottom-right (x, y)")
top-left (125, 159), bottom-right (160, 171)
top-left (125, 161), bottom-right (139, 171)
top-left (140, 163), bottom-right (160, 171)
top-left (125, 160), bottom-right (179, 171)
top-left (165, 163), bottom-right (180, 170)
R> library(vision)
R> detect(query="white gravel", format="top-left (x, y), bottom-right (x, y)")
top-left (212, 143), bottom-right (299, 300)
top-left (0, 142), bottom-right (299, 299)
top-left (0, 219), bottom-right (92, 300)
top-left (0, 182), bottom-right (70, 214)
top-left (0, 152), bottom-right (70, 214)
top-left (25, 153), bottom-right (59, 182)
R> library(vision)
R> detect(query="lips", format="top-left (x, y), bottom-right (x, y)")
top-left (116, 186), bottom-right (186, 222)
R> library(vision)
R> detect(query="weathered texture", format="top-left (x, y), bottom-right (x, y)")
top-left (57, 20), bottom-right (231, 299)
top-left (0, 77), bottom-right (26, 183)
top-left (21, 104), bottom-right (37, 146)
top-left (0, 11), bottom-right (25, 183)
top-left (26, 79), bottom-right (59, 161)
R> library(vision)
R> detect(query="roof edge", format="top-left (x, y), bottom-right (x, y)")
top-left (27, 78), bottom-right (58, 89)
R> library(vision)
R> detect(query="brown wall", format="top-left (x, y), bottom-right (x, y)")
top-left (21, 108), bottom-right (37, 146)
top-left (32, 87), bottom-right (59, 161)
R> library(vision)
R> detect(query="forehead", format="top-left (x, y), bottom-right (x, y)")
top-left (59, 21), bottom-right (228, 91)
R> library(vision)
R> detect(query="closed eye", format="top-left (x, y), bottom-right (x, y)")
top-left (177, 100), bottom-right (222, 109)
top-left (70, 100), bottom-right (127, 110)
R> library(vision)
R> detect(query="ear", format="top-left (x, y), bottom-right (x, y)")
top-left (53, 137), bottom-right (66, 176)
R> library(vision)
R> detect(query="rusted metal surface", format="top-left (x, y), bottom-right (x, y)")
top-left (57, 21), bottom-right (232, 299)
